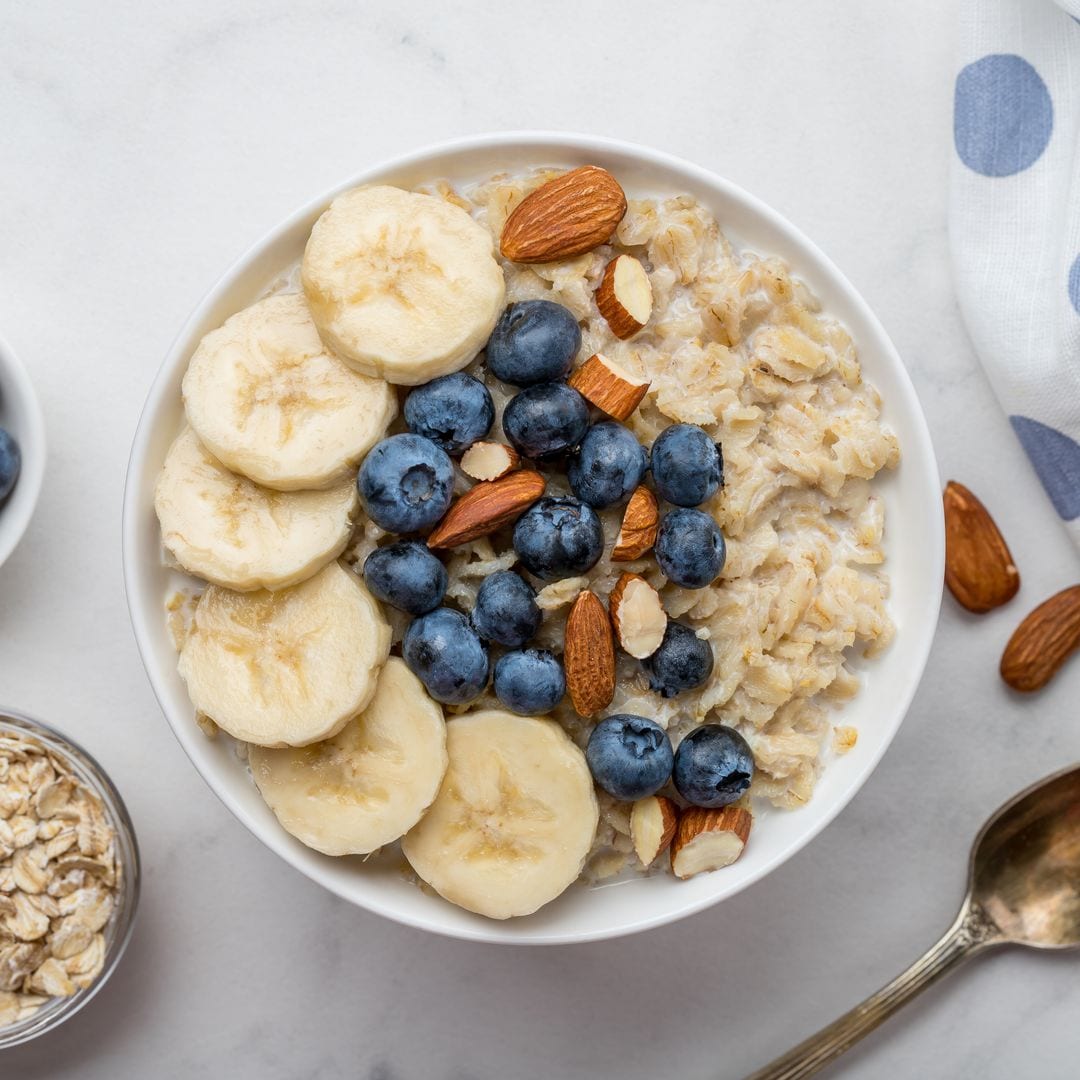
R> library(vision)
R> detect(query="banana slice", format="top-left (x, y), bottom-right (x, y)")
top-left (178, 561), bottom-right (391, 747)
top-left (249, 659), bottom-right (447, 855)
top-left (301, 185), bottom-right (505, 386)
top-left (154, 427), bottom-right (357, 591)
top-left (182, 293), bottom-right (397, 492)
top-left (402, 711), bottom-right (599, 919)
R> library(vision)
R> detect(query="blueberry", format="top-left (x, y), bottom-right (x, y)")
top-left (403, 608), bottom-right (489, 705)
top-left (651, 424), bottom-right (723, 507)
top-left (493, 649), bottom-right (565, 715)
top-left (363, 541), bottom-right (447, 615)
top-left (644, 621), bottom-right (714, 697)
top-left (501, 383), bottom-right (590, 460)
top-left (0, 428), bottom-right (20, 505)
top-left (673, 724), bottom-right (754, 808)
top-left (655, 507), bottom-right (726, 589)
top-left (513, 496), bottom-right (604, 580)
top-left (486, 300), bottom-right (581, 386)
top-left (585, 715), bottom-right (674, 801)
top-left (567, 422), bottom-right (648, 509)
top-left (404, 372), bottom-right (494, 455)
top-left (471, 570), bottom-right (542, 647)
top-left (357, 434), bottom-right (454, 534)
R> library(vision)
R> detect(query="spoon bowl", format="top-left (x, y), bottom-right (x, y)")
top-left (970, 764), bottom-right (1080, 949)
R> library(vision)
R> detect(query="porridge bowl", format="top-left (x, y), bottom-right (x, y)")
top-left (123, 133), bottom-right (942, 944)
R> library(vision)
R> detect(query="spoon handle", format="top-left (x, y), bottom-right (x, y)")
top-left (746, 901), bottom-right (1000, 1080)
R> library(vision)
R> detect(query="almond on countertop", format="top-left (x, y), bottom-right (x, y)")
top-left (563, 589), bottom-right (616, 717)
top-left (670, 806), bottom-right (752, 879)
top-left (630, 795), bottom-right (678, 867)
top-left (1000, 584), bottom-right (1080, 692)
top-left (596, 254), bottom-right (653, 339)
top-left (427, 470), bottom-right (545, 549)
top-left (567, 353), bottom-right (650, 421)
top-left (611, 486), bottom-right (659, 562)
top-left (499, 166), bottom-right (627, 264)
top-left (609, 572), bottom-right (667, 659)
top-left (460, 441), bottom-right (519, 482)
top-left (943, 481), bottom-right (1020, 613)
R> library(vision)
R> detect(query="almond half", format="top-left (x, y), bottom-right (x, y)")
top-left (630, 795), bottom-right (678, 867)
top-left (427, 470), bottom-right (544, 549)
top-left (943, 481), bottom-right (1020, 613)
top-left (670, 806), bottom-right (752, 879)
top-left (611, 486), bottom-right (659, 562)
top-left (564, 589), bottom-right (616, 717)
top-left (499, 166), bottom-right (627, 263)
top-left (1000, 584), bottom-right (1080, 692)
top-left (609, 572), bottom-right (667, 659)
top-left (567, 353), bottom-right (650, 421)
top-left (460, 441), bottom-right (520, 482)
top-left (596, 254), bottom-right (653, 339)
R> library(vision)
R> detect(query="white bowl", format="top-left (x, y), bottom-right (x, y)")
top-left (123, 133), bottom-right (943, 944)
top-left (0, 334), bottom-right (46, 571)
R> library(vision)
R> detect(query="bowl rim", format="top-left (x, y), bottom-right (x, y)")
top-left (0, 333), bottom-right (46, 572)
top-left (122, 131), bottom-right (943, 944)
top-left (0, 707), bottom-right (141, 1046)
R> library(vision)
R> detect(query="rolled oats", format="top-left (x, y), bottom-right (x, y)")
top-left (0, 730), bottom-right (120, 1029)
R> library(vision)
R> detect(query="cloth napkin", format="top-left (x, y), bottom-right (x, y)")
top-left (951, 0), bottom-right (1080, 541)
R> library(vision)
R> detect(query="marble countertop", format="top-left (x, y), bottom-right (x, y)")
top-left (2, 1), bottom-right (1079, 1077)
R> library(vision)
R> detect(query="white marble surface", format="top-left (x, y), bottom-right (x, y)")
top-left (2, 1), bottom-right (1079, 1076)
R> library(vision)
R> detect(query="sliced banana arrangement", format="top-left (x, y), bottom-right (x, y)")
top-left (301, 185), bottom-right (505, 385)
top-left (155, 427), bottom-right (358, 592)
top-left (183, 293), bottom-right (397, 491)
top-left (249, 659), bottom-right (447, 856)
top-left (177, 561), bottom-right (391, 747)
top-left (402, 712), bottom-right (599, 920)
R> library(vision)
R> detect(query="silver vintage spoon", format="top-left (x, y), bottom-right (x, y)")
top-left (749, 764), bottom-right (1080, 1079)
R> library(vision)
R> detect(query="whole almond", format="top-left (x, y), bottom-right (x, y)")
top-left (1000, 584), bottom-right (1080, 692)
top-left (611, 486), bottom-right (659, 561)
top-left (500, 166), bottom-right (627, 263)
top-left (427, 470), bottom-right (545, 549)
top-left (943, 481), bottom-right (1019, 613)
top-left (564, 589), bottom-right (616, 717)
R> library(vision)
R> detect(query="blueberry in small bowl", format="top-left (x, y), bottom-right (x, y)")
top-left (404, 372), bottom-right (494, 455)
top-left (501, 383), bottom-right (590, 460)
top-left (363, 541), bottom-right (447, 615)
top-left (471, 570), bottom-right (542, 647)
top-left (403, 607), bottom-right (489, 705)
top-left (586, 714), bottom-right (674, 801)
top-left (486, 300), bottom-right (581, 386)
top-left (358, 433), bottom-right (454, 534)
top-left (655, 507), bottom-right (726, 589)
top-left (513, 496), bottom-right (604, 580)
top-left (650, 423), bottom-right (723, 507)
top-left (0, 428), bottom-right (20, 505)
top-left (644, 621), bottom-right (714, 697)
top-left (493, 649), bottom-right (565, 715)
top-left (673, 724), bottom-right (754, 808)
top-left (567, 422), bottom-right (648, 509)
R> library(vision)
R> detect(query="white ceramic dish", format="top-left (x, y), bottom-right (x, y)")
top-left (123, 133), bottom-right (943, 944)
top-left (0, 334), bottom-right (45, 571)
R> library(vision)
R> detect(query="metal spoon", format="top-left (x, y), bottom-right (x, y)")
top-left (749, 764), bottom-right (1080, 1079)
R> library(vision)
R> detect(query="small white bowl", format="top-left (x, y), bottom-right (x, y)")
top-left (123, 133), bottom-right (943, 945)
top-left (0, 334), bottom-right (45, 570)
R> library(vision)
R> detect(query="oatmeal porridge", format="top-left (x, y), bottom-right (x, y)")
top-left (154, 163), bottom-right (897, 918)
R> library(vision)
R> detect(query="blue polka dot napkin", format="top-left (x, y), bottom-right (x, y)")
top-left (952, 0), bottom-right (1080, 533)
